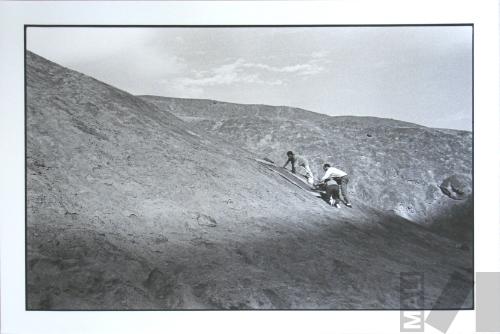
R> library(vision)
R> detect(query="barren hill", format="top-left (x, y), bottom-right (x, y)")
top-left (27, 52), bottom-right (472, 310)
top-left (140, 96), bottom-right (473, 238)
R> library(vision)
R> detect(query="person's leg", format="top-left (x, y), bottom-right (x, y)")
top-left (340, 176), bottom-right (352, 206)
top-left (326, 184), bottom-right (340, 207)
top-left (326, 185), bottom-right (334, 205)
top-left (303, 164), bottom-right (314, 185)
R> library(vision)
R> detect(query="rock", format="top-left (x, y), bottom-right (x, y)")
top-left (144, 268), bottom-right (166, 292)
top-left (440, 175), bottom-right (469, 200)
top-left (196, 213), bottom-right (217, 227)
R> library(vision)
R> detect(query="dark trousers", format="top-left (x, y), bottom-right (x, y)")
top-left (335, 175), bottom-right (350, 204)
top-left (326, 184), bottom-right (340, 201)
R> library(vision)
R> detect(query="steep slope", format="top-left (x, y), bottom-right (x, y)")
top-left (140, 96), bottom-right (473, 240)
top-left (27, 52), bottom-right (472, 310)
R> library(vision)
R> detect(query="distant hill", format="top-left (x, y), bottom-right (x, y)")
top-left (141, 95), bottom-right (473, 232)
top-left (26, 51), bottom-right (472, 310)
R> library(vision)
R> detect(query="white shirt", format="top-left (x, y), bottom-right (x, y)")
top-left (321, 167), bottom-right (347, 182)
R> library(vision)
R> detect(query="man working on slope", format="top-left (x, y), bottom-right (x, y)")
top-left (319, 163), bottom-right (352, 208)
top-left (283, 151), bottom-right (315, 186)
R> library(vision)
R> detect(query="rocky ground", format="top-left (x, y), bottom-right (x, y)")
top-left (26, 51), bottom-right (473, 310)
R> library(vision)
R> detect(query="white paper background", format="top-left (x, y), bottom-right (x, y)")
top-left (0, 1), bottom-right (498, 333)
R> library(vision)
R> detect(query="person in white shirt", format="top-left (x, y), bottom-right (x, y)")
top-left (320, 164), bottom-right (352, 208)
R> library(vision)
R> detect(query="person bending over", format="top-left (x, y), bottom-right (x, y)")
top-left (320, 163), bottom-right (352, 208)
top-left (283, 151), bottom-right (314, 185)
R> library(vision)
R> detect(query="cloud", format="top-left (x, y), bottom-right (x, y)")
top-left (167, 59), bottom-right (284, 94)
top-left (168, 55), bottom-right (326, 95)
top-left (242, 62), bottom-right (323, 76)
top-left (311, 51), bottom-right (329, 59)
top-left (240, 51), bottom-right (330, 76)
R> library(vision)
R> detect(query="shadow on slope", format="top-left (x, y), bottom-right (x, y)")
top-left (28, 202), bottom-right (472, 310)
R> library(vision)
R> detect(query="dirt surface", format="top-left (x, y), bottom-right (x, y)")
top-left (141, 96), bottom-right (473, 234)
top-left (27, 51), bottom-right (472, 310)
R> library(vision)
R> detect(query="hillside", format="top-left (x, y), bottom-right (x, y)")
top-left (140, 96), bottom-right (473, 239)
top-left (27, 52), bottom-right (472, 310)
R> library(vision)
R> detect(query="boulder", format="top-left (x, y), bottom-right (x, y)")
top-left (440, 175), bottom-right (470, 200)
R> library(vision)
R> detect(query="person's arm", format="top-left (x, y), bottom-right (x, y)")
top-left (321, 169), bottom-right (333, 182)
top-left (291, 160), bottom-right (296, 173)
top-left (283, 158), bottom-right (290, 168)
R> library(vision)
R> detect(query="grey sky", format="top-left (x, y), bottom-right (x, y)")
top-left (27, 26), bottom-right (472, 130)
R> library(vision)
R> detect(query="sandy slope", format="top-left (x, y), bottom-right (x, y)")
top-left (140, 96), bottom-right (473, 232)
top-left (27, 52), bottom-right (472, 309)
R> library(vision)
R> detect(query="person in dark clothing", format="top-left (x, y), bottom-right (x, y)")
top-left (320, 163), bottom-right (352, 208)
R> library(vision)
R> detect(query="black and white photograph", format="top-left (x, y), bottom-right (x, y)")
top-left (24, 25), bottom-right (474, 311)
